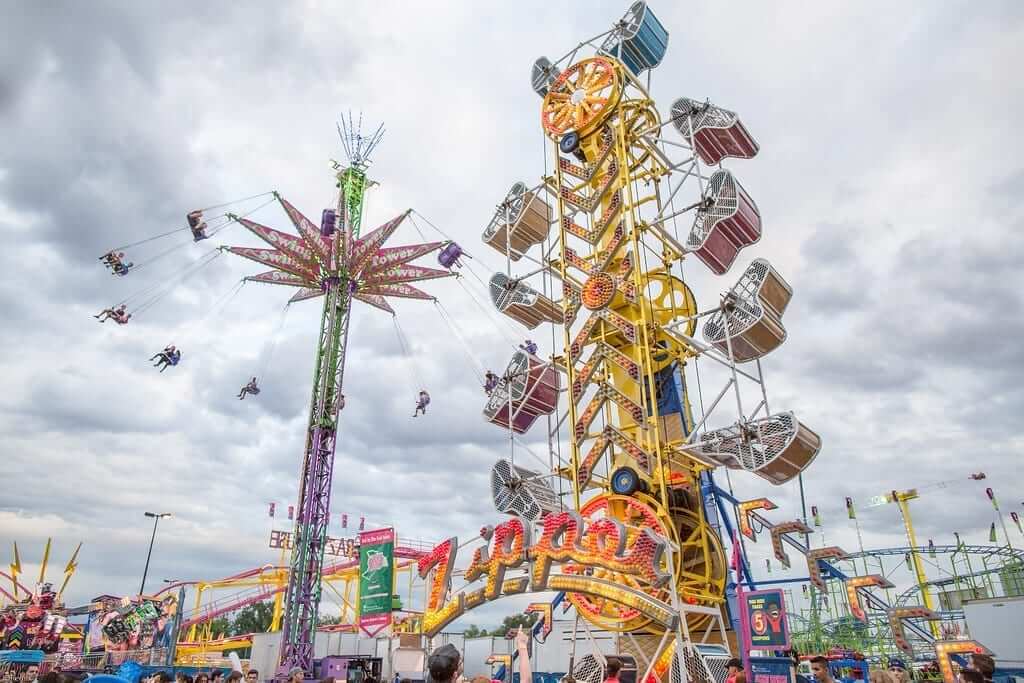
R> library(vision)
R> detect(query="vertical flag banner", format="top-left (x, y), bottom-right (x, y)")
top-left (811, 505), bottom-right (822, 527)
top-left (1011, 512), bottom-right (1022, 534)
top-left (989, 523), bottom-right (997, 543)
top-left (358, 528), bottom-right (395, 637)
top-left (845, 497), bottom-right (856, 520)
top-left (288, 505), bottom-right (294, 521)
top-left (268, 503), bottom-right (276, 518)
top-left (342, 514), bottom-right (348, 529)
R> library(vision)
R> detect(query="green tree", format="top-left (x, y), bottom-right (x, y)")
top-left (231, 601), bottom-right (276, 636)
top-left (209, 617), bottom-right (231, 638)
top-left (317, 613), bottom-right (345, 626)
top-left (489, 613), bottom-right (537, 638)
top-left (462, 625), bottom-right (487, 638)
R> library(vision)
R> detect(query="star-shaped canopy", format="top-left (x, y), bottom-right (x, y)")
top-left (227, 196), bottom-right (452, 314)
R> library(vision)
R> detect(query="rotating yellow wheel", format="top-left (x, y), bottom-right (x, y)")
top-left (566, 491), bottom-right (727, 634)
top-left (614, 270), bottom-right (697, 371)
top-left (566, 493), bottom-right (677, 632)
top-left (618, 102), bottom-right (660, 172)
top-left (668, 488), bottom-right (728, 632)
top-left (644, 271), bottom-right (697, 332)
top-left (542, 57), bottom-right (622, 138)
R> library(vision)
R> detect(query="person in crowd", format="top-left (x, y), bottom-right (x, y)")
top-left (484, 371), bottom-right (499, 394)
top-left (195, 673), bottom-right (210, 683)
top-left (152, 673), bottom-right (173, 683)
top-left (516, 625), bottom-right (532, 683)
top-left (37, 672), bottom-right (59, 683)
top-left (604, 658), bottom-right (621, 683)
top-left (245, 670), bottom-right (259, 683)
top-left (969, 654), bottom-right (995, 683)
top-left (176, 674), bottom-right (194, 683)
top-left (19, 665), bottom-right (39, 683)
top-left (811, 657), bottom-right (836, 683)
top-left (226, 672), bottom-right (243, 683)
top-left (868, 669), bottom-right (895, 683)
top-left (521, 339), bottom-right (538, 355)
top-left (287, 667), bottom-right (304, 683)
top-left (887, 659), bottom-right (910, 683)
top-left (210, 672), bottom-right (224, 683)
top-left (960, 672), bottom-right (984, 683)
top-left (725, 658), bottom-right (743, 683)
top-left (413, 389), bottom-right (430, 417)
top-left (426, 643), bottom-right (461, 683)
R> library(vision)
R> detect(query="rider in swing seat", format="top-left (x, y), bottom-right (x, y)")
top-left (413, 389), bottom-right (430, 417)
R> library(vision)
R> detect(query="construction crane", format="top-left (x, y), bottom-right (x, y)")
top-left (866, 472), bottom-right (987, 633)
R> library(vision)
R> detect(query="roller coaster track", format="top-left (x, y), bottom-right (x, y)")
top-left (847, 545), bottom-right (1024, 562)
top-left (172, 546), bottom-right (428, 630)
top-left (743, 507), bottom-right (941, 646)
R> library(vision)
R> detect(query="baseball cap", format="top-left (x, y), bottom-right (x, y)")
top-left (428, 644), bottom-right (461, 683)
top-left (288, 668), bottom-right (304, 678)
top-left (888, 659), bottom-right (906, 670)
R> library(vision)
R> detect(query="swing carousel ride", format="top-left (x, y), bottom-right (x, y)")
top-left (85, 2), bottom-right (1004, 680)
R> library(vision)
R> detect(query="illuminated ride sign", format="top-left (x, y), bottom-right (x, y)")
top-left (417, 512), bottom-right (676, 636)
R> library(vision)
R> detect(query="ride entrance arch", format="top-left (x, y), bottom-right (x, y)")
top-left (416, 513), bottom-right (731, 683)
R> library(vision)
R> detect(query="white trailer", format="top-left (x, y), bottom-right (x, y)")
top-left (963, 595), bottom-right (1024, 667)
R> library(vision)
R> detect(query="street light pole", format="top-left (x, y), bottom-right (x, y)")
top-left (140, 512), bottom-right (172, 596)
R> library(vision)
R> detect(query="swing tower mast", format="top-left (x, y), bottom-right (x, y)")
top-left (220, 115), bottom-right (453, 675)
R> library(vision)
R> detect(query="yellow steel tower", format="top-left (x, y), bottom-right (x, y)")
top-left (541, 56), bottom-right (726, 633)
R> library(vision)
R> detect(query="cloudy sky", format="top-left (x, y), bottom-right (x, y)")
top-left (1, 1), bottom-right (1022, 631)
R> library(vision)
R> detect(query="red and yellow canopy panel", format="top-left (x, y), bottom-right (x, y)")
top-left (231, 196), bottom-right (451, 310)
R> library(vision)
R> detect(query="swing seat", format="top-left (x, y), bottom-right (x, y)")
top-left (437, 242), bottom-right (465, 269)
top-left (483, 351), bottom-right (560, 434)
top-left (670, 97), bottom-right (760, 165)
top-left (598, 2), bottom-right (669, 75)
top-left (186, 210), bottom-right (203, 229)
top-left (702, 259), bottom-right (792, 362)
top-left (321, 209), bottom-right (337, 237)
top-left (686, 170), bottom-right (761, 275)
top-left (697, 412), bottom-right (821, 485)
top-left (488, 272), bottom-right (563, 330)
top-left (482, 182), bottom-right (551, 261)
top-left (531, 57), bottom-right (561, 97)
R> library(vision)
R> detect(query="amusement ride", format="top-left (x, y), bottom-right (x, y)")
top-left (4, 3), bottom-right (1020, 682)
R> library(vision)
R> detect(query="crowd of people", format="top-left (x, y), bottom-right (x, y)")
top-left (0, 633), bottom-right (1000, 683)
